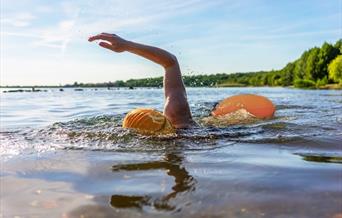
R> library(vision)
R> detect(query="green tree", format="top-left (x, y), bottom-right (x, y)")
top-left (316, 76), bottom-right (328, 88)
top-left (305, 47), bottom-right (320, 80)
top-left (114, 80), bottom-right (125, 87)
top-left (294, 79), bottom-right (316, 88)
top-left (281, 62), bottom-right (295, 86)
top-left (294, 50), bottom-right (310, 80)
top-left (316, 42), bottom-right (340, 80)
top-left (334, 39), bottom-right (342, 53)
top-left (328, 55), bottom-right (342, 83)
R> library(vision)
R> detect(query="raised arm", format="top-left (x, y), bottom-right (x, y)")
top-left (88, 33), bottom-right (193, 128)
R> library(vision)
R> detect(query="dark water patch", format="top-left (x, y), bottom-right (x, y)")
top-left (238, 135), bottom-right (304, 144)
top-left (281, 136), bottom-right (342, 151)
top-left (260, 122), bottom-right (327, 135)
top-left (295, 153), bottom-right (342, 164)
top-left (319, 93), bottom-right (342, 97)
top-left (47, 108), bottom-right (68, 113)
top-left (256, 121), bottom-right (302, 132)
top-left (276, 104), bottom-right (315, 110)
top-left (128, 102), bottom-right (152, 106)
top-left (109, 152), bottom-right (196, 212)
top-left (259, 122), bottom-right (288, 130)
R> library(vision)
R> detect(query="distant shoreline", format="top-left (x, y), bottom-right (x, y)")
top-left (1, 83), bottom-right (341, 90)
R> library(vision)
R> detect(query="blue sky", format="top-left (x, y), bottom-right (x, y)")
top-left (1, 0), bottom-right (341, 86)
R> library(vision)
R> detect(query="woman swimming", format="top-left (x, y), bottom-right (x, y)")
top-left (88, 33), bottom-right (275, 135)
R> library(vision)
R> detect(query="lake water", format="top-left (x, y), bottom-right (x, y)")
top-left (1, 87), bottom-right (341, 218)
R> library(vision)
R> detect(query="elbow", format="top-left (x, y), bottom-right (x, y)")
top-left (163, 53), bottom-right (178, 69)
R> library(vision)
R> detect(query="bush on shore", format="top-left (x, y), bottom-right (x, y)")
top-left (294, 79), bottom-right (316, 88)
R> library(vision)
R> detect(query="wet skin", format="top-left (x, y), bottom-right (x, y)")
top-left (88, 33), bottom-right (193, 128)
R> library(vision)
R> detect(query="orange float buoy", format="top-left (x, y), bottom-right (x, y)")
top-left (211, 94), bottom-right (275, 119)
top-left (123, 108), bottom-right (175, 135)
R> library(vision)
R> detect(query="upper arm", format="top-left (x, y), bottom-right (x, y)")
top-left (163, 58), bottom-right (186, 96)
top-left (163, 61), bottom-right (192, 127)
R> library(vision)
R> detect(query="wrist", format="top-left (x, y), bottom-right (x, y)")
top-left (122, 40), bottom-right (135, 52)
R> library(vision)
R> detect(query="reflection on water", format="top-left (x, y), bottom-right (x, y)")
top-left (1, 88), bottom-right (342, 217)
top-left (110, 152), bottom-right (195, 211)
top-left (295, 153), bottom-right (342, 164)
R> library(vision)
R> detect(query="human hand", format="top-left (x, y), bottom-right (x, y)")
top-left (88, 33), bottom-right (128, 53)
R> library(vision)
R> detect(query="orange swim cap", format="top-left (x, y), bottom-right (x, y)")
top-left (122, 108), bottom-right (175, 135)
top-left (212, 94), bottom-right (275, 119)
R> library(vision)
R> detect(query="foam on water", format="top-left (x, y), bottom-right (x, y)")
top-left (1, 87), bottom-right (341, 159)
top-left (1, 112), bottom-right (340, 159)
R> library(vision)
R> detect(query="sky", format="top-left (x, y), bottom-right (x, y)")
top-left (0, 0), bottom-right (341, 86)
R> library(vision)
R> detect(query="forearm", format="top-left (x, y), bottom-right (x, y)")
top-left (124, 40), bottom-right (191, 127)
top-left (88, 33), bottom-right (194, 127)
top-left (124, 41), bottom-right (177, 68)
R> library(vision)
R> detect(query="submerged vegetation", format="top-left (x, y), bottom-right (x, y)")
top-left (2, 39), bottom-right (341, 89)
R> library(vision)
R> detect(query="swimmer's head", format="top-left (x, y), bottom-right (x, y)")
top-left (211, 94), bottom-right (275, 119)
top-left (122, 108), bottom-right (175, 135)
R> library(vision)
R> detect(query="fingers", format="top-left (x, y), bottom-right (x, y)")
top-left (99, 41), bottom-right (113, 50)
top-left (88, 33), bottom-right (113, 42)
top-left (101, 32), bottom-right (119, 38)
top-left (101, 32), bottom-right (114, 36)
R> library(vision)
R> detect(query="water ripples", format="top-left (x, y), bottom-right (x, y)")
top-left (1, 87), bottom-right (341, 158)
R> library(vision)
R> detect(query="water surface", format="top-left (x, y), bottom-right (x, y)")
top-left (1, 87), bottom-right (341, 218)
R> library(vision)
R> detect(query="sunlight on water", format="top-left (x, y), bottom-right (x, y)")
top-left (1, 87), bottom-right (341, 156)
top-left (1, 87), bottom-right (341, 217)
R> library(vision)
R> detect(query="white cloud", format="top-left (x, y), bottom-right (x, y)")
top-left (26, 19), bottom-right (76, 52)
top-left (59, 20), bottom-right (75, 30)
top-left (0, 12), bottom-right (35, 27)
top-left (35, 5), bottom-right (53, 13)
top-left (0, 0), bottom-right (224, 52)
top-left (61, 1), bottom-right (80, 17)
